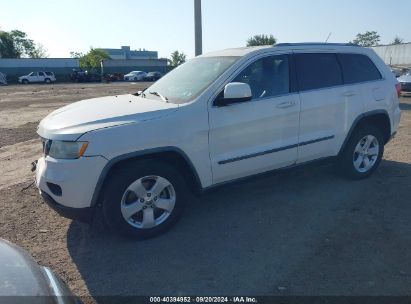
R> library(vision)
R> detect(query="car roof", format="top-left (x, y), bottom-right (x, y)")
top-left (201, 43), bottom-right (363, 58)
top-left (201, 46), bottom-right (271, 57)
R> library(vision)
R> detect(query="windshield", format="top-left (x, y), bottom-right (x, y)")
top-left (145, 56), bottom-right (239, 104)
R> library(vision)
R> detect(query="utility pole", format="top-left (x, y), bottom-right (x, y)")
top-left (194, 0), bottom-right (202, 56)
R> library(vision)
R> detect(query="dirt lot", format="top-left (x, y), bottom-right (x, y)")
top-left (1, 83), bottom-right (411, 302)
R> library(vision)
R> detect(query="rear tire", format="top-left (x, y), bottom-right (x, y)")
top-left (336, 125), bottom-right (384, 179)
top-left (102, 160), bottom-right (188, 239)
top-left (44, 78), bottom-right (51, 84)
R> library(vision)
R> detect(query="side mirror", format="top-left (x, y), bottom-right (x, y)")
top-left (215, 82), bottom-right (252, 107)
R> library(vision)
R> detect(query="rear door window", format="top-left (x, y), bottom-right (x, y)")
top-left (294, 53), bottom-right (343, 91)
top-left (337, 53), bottom-right (382, 84)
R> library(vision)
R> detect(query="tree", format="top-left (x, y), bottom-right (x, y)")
top-left (246, 34), bottom-right (277, 47)
top-left (9, 30), bottom-right (36, 57)
top-left (0, 31), bottom-right (18, 58)
top-left (351, 31), bottom-right (380, 47)
top-left (0, 29), bottom-right (48, 58)
top-left (72, 48), bottom-right (110, 70)
top-left (168, 50), bottom-right (186, 67)
top-left (391, 36), bottom-right (404, 45)
top-left (70, 51), bottom-right (83, 59)
top-left (29, 43), bottom-right (48, 58)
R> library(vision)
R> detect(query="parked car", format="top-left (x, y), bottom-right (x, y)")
top-left (104, 72), bottom-right (124, 82)
top-left (390, 67), bottom-right (402, 78)
top-left (397, 71), bottom-right (411, 93)
top-left (0, 239), bottom-right (80, 302)
top-left (0, 71), bottom-right (7, 85)
top-left (34, 43), bottom-right (401, 239)
top-left (144, 71), bottom-right (163, 81)
top-left (124, 71), bottom-right (146, 81)
top-left (70, 69), bottom-right (101, 83)
top-left (18, 71), bottom-right (56, 84)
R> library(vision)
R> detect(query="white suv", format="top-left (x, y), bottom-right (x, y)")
top-left (35, 43), bottom-right (401, 239)
top-left (19, 71), bottom-right (56, 84)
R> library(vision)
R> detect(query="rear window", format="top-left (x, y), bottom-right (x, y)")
top-left (45, 72), bottom-right (54, 76)
top-left (337, 53), bottom-right (382, 84)
top-left (295, 53), bottom-right (343, 91)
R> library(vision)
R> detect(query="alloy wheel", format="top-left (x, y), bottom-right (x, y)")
top-left (353, 135), bottom-right (379, 173)
top-left (120, 175), bottom-right (176, 229)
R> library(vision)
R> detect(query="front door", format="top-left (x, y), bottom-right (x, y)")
top-left (208, 54), bottom-right (300, 184)
top-left (28, 72), bottom-right (38, 82)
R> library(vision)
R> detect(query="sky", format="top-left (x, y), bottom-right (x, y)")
top-left (1, 0), bottom-right (410, 59)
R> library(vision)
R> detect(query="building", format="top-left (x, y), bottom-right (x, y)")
top-left (0, 45), bottom-right (168, 83)
top-left (100, 46), bottom-right (158, 60)
top-left (102, 58), bottom-right (168, 75)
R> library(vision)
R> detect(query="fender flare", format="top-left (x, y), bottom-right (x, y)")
top-left (338, 109), bottom-right (391, 155)
top-left (90, 146), bottom-right (203, 207)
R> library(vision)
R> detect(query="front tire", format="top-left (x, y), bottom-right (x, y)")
top-left (102, 160), bottom-right (188, 239)
top-left (336, 125), bottom-right (384, 179)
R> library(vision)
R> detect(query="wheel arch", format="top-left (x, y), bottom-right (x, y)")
top-left (90, 147), bottom-right (203, 207)
top-left (338, 109), bottom-right (391, 155)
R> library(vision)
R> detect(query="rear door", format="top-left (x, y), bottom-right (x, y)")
top-left (37, 72), bottom-right (46, 82)
top-left (294, 52), bottom-right (359, 163)
top-left (337, 53), bottom-right (384, 113)
top-left (208, 54), bottom-right (301, 184)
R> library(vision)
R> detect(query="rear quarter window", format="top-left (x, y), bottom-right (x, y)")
top-left (295, 53), bottom-right (343, 91)
top-left (337, 53), bottom-right (382, 84)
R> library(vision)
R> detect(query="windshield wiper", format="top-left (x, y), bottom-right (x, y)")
top-left (149, 91), bottom-right (168, 102)
top-left (134, 89), bottom-right (146, 98)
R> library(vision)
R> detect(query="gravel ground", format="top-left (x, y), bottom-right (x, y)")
top-left (0, 83), bottom-right (410, 303)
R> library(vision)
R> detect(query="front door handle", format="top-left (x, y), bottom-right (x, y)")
top-left (276, 101), bottom-right (295, 109)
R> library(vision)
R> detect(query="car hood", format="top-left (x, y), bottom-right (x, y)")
top-left (398, 74), bottom-right (411, 83)
top-left (38, 94), bottom-right (179, 141)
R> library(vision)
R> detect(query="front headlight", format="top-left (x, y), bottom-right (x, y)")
top-left (48, 141), bottom-right (88, 159)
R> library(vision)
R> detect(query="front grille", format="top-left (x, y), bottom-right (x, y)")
top-left (41, 138), bottom-right (52, 156)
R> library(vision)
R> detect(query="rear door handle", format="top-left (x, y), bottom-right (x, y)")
top-left (343, 91), bottom-right (357, 97)
top-left (276, 101), bottom-right (295, 109)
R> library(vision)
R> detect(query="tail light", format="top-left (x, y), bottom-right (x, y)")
top-left (395, 83), bottom-right (401, 97)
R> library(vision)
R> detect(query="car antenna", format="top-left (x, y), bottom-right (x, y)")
top-left (325, 32), bottom-right (332, 43)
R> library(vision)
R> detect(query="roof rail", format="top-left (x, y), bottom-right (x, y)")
top-left (274, 42), bottom-right (359, 47)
